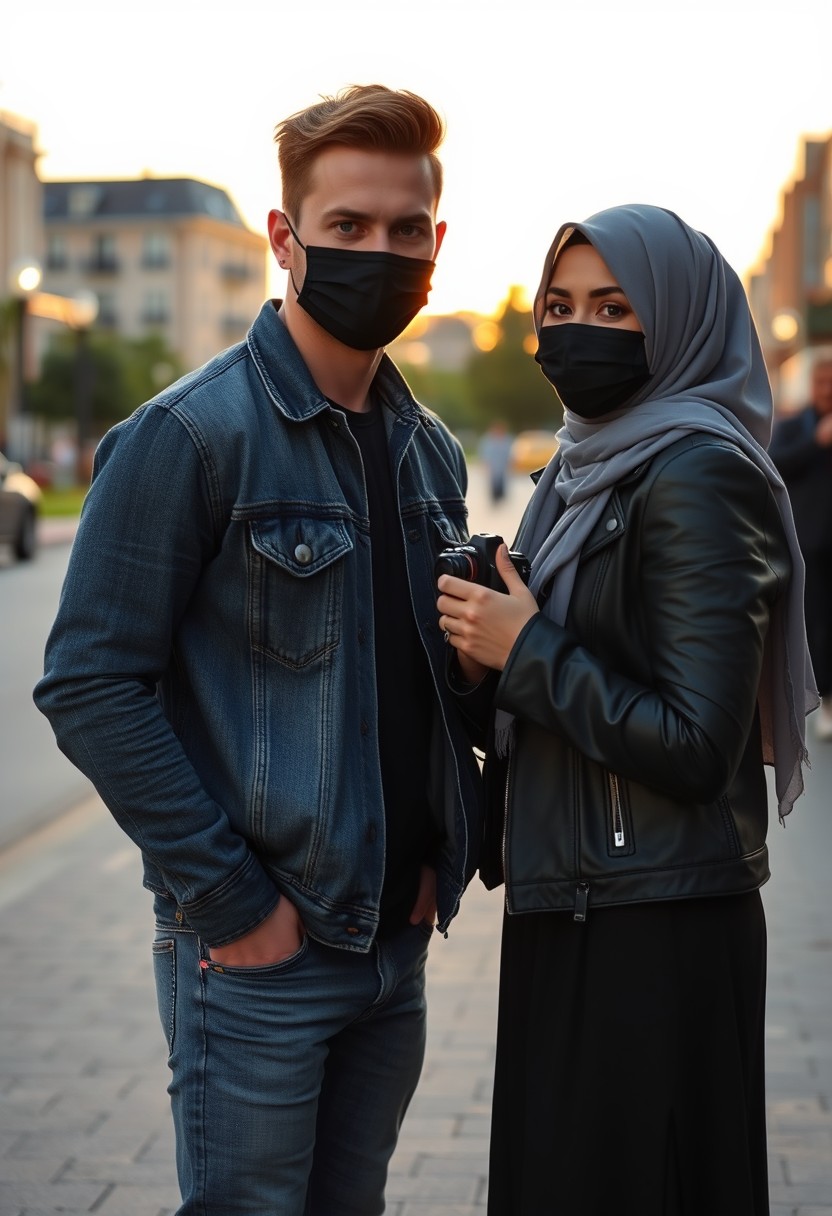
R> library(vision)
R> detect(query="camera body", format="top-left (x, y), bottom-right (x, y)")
top-left (435, 532), bottom-right (531, 594)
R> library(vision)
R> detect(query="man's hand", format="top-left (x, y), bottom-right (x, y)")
top-left (409, 865), bottom-right (437, 928)
top-left (437, 545), bottom-right (538, 671)
top-left (208, 893), bottom-right (304, 967)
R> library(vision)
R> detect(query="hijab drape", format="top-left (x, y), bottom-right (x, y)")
top-left (513, 204), bottom-right (817, 819)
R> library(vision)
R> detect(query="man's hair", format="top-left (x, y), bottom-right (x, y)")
top-left (274, 84), bottom-right (445, 222)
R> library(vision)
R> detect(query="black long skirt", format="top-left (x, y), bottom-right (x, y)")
top-left (488, 892), bottom-right (769, 1216)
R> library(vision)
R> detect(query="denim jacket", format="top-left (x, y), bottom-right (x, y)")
top-left (35, 301), bottom-right (483, 951)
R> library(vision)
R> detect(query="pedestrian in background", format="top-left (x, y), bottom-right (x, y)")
top-left (438, 204), bottom-right (818, 1215)
top-left (478, 418), bottom-right (514, 503)
top-left (35, 85), bottom-right (483, 1216)
top-left (769, 353), bottom-right (832, 740)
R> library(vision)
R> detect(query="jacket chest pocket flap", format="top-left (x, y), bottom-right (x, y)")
top-left (249, 517), bottom-right (353, 668)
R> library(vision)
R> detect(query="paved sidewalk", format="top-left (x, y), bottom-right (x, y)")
top-left (1, 753), bottom-right (831, 1215)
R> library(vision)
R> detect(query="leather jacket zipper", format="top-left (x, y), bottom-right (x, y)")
top-left (609, 772), bottom-right (625, 848)
top-left (502, 749), bottom-right (513, 913)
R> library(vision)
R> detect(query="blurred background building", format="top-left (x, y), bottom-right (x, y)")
top-left (41, 176), bottom-right (267, 371)
top-left (747, 133), bottom-right (832, 411)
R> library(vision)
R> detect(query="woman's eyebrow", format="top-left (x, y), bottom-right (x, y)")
top-left (546, 285), bottom-right (627, 299)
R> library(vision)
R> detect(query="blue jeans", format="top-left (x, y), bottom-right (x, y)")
top-left (152, 894), bottom-right (431, 1214)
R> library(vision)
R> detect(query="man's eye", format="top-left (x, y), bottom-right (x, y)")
top-left (398, 224), bottom-right (420, 237)
top-left (336, 221), bottom-right (355, 234)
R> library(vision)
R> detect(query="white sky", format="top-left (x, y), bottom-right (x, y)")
top-left (3, 0), bottom-right (831, 316)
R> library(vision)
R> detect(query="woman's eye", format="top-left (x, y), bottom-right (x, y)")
top-left (601, 303), bottom-right (624, 318)
top-left (548, 302), bottom-right (571, 317)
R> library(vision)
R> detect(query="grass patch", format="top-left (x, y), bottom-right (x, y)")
top-left (39, 485), bottom-right (89, 517)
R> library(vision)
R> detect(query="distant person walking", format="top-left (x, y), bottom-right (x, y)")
top-left (769, 354), bottom-right (832, 740)
top-left (479, 420), bottom-right (514, 503)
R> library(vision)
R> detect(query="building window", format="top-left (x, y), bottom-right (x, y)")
top-left (142, 289), bottom-right (170, 326)
top-left (802, 197), bottom-right (821, 289)
top-left (142, 231), bottom-right (171, 269)
top-left (89, 233), bottom-right (119, 274)
top-left (46, 233), bottom-right (68, 271)
top-left (96, 291), bottom-right (118, 328)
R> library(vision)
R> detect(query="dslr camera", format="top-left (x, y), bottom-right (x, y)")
top-left (435, 532), bottom-right (531, 594)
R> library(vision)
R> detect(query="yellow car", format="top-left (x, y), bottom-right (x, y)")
top-left (510, 430), bottom-right (559, 475)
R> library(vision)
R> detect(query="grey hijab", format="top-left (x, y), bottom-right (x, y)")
top-left (513, 204), bottom-right (818, 819)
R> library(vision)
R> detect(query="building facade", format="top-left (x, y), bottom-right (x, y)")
top-left (42, 177), bottom-right (268, 372)
top-left (0, 111), bottom-right (44, 448)
top-left (747, 134), bottom-right (832, 408)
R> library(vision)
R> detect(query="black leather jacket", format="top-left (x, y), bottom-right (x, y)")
top-left (478, 434), bottom-right (791, 920)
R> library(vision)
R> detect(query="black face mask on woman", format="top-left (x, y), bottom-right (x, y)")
top-left (535, 324), bottom-right (651, 419)
top-left (285, 217), bottom-right (435, 351)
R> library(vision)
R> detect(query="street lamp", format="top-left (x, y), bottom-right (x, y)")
top-left (67, 290), bottom-right (99, 483)
top-left (6, 257), bottom-right (43, 462)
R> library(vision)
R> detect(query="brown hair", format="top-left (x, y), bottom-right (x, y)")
top-left (274, 84), bottom-right (445, 222)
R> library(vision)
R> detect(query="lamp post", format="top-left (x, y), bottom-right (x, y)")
top-left (67, 290), bottom-right (99, 484)
top-left (6, 257), bottom-right (43, 463)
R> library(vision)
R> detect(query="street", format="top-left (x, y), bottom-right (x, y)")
top-left (0, 541), bottom-right (93, 848)
top-left (0, 463), bottom-right (830, 1214)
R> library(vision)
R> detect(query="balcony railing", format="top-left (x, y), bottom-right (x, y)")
top-left (85, 256), bottom-right (120, 275)
top-left (220, 263), bottom-right (251, 282)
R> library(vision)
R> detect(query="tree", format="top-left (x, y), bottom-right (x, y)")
top-left (28, 331), bottom-right (184, 431)
top-left (466, 287), bottom-right (562, 433)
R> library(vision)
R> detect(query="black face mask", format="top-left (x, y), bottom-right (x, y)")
top-left (285, 217), bottom-right (435, 350)
top-left (535, 324), bottom-right (651, 419)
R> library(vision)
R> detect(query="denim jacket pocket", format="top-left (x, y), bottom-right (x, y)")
top-left (249, 516), bottom-right (353, 668)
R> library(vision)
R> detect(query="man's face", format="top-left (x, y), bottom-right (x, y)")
top-left (270, 145), bottom-right (445, 279)
top-left (812, 361), bottom-right (832, 415)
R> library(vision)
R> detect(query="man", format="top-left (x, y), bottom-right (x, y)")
top-left (35, 85), bottom-right (482, 1215)
top-left (769, 353), bottom-right (832, 739)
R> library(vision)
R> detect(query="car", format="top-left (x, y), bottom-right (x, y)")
top-left (510, 429), bottom-right (559, 475)
top-left (0, 451), bottom-right (41, 560)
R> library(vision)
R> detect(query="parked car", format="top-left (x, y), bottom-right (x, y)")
top-left (0, 452), bottom-right (41, 560)
top-left (510, 429), bottom-right (559, 475)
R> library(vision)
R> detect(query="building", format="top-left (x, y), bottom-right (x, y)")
top-left (0, 111), bottom-right (44, 448)
top-left (747, 133), bottom-right (832, 408)
top-left (42, 176), bottom-right (268, 372)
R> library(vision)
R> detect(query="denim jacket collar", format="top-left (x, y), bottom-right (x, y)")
top-left (247, 300), bottom-right (431, 429)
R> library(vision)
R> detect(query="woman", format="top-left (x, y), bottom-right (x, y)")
top-left (437, 204), bottom-right (818, 1215)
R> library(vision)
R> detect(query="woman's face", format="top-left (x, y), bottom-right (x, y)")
top-left (541, 243), bottom-right (642, 333)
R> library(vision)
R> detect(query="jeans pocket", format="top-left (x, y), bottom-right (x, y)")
top-left (152, 937), bottom-right (176, 1054)
top-left (201, 933), bottom-right (311, 979)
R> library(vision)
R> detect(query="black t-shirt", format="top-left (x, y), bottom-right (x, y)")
top-left (341, 402), bottom-right (437, 930)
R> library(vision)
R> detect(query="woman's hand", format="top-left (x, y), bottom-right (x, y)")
top-left (437, 544), bottom-right (538, 671)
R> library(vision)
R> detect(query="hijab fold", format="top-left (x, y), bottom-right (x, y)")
top-left (511, 205), bottom-right (818, 819)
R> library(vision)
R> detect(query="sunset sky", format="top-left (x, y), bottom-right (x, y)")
top-left (3, 0), bottom-right (831, 317)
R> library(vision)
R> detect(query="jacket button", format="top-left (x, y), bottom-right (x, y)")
top-left (605, 518), bottom-right (618, 532)
top-left (294, 544), bottom-right (313, 564)
top-left (366, 824), bottom-right (377, 843)
top-left (346, 926), bottom-right (359, 935)
top-left (407, 529), bottom-right (419, 542)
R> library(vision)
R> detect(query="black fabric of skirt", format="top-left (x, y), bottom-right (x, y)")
top-left (488, 891), bottom-right (769, 1216)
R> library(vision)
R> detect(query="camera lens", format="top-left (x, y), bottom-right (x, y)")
top-left (435, 552), bottom-right (476, 580)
